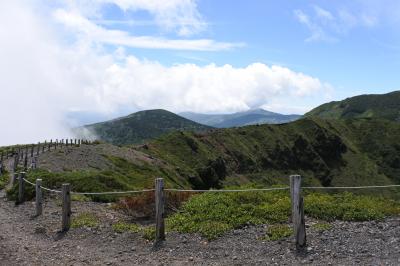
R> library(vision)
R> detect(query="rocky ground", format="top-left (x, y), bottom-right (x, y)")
top-left (1, 189), bottom-right (400, 265)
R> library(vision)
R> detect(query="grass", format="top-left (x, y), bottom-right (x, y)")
top-left (112, 221), bottom-right (155, 241)
top-left (112, 221), bottom-right (140, 233)
top-left (71, 212), bottom-right (99, 228)
top-left (264, 224), bottom-right (293, 241)
top-left (312, 222), bottom-right (333, 232)
top-left (0, 170), bottom-right (9, 190)
top-left (167, 189), bottom-right (400, 240)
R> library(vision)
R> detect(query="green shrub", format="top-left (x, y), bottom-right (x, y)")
top-left (167, 189), bottom-right (400, 239)
top-left (0, 170), bottom-right (9, 190)
top-left (264, 224), bottom-right (293, 241)
top-left (312, 222), bottom-right (332, 232)
top-left (167, 189), bottom-right (291, 240)
top-left (142, 226), bottom-right (156, 240)
top-left (112, 222), bottom-right (140, 233)
top-left (304, 192), bottom-right (400, 221)
top-left (71, 213), bottom-right (99, 228)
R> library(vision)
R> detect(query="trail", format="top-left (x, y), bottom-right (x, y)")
top-left (1, 188), bottom-right (400, 265)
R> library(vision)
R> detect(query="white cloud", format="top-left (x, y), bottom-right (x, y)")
top-left (53, 9), bottom-right (241, 51)
top-left (295, 4), bottom-right (381, 42)
top-left (64, 0), bottom-right (206, 36)
top-left (0, 1), bottom-right (332, 145)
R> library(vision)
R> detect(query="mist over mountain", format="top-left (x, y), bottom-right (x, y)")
top-left (74, 109), bottom-right (211, 145)
top-left (179, 108), bottom-right (301, 128)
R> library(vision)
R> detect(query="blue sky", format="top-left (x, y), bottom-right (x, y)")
top-left (0, 0), bottom-right (399, 144)
top-left (117, 0), bottom-right (400, 97)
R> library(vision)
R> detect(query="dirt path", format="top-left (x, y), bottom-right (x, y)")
top-left (1, 189), bottom-right (400, 265)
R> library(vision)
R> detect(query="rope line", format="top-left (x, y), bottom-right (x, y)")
top-left (165, 187), bottom-right (290, 192)
top-left (71, 189), bottom-right (154, 195)
top-left (21, 178), bottom-right (400, 195)
top-left (303, 184), bottom-right (400, 189)
top-left (22, 178), bottom-right (61, 193)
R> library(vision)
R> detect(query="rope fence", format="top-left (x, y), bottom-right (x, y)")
top-left (14, 173), bottom-right (400, 249)
top-left (21, 177), bottom-right (400, 195)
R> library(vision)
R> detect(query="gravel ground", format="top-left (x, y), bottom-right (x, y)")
top-left (1, 189), bottom-right (400, 266)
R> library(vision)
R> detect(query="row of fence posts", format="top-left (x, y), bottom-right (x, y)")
top-left (15, 175), bottom-right (305, 248)
top-left (1, 139), bottom-right (93, 172)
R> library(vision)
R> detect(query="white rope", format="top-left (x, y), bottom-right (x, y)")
top-left (71, 189), bottom-right (155, 195)
top-left (303, 184), bottom-right (400, 189)
top-left (23, 178), bottom-right (62, 193)
top-left (22, 178), bottom-right (35, 186)
top-left (165, 187), bottom-right (290, 192)
top-left (21, 176), bottom-right (400, 195)
top-left (40, 186), bottom-right (62, 193)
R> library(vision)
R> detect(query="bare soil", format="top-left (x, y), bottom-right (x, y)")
top-left (1, 189), bottom-right (400, 266)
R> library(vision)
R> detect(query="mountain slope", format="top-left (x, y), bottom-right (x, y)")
top-left (76, 109), bottom-right (212, 145)
top-left (179, 108), bottom-right (301, 128)
top-left (24, 117), bottom-right (400, 200)
top-left (306, 91), bottom-right (400, 121)
top-left (141, 118), bottom-right (400, 194)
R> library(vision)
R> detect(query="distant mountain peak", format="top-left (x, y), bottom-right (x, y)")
top-left (75, 109), bottom-right (211, 145)
top-left (179, 108), bottom-right (301, 128)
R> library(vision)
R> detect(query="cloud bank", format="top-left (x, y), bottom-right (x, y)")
top-left (0, 1), bottom-right (332, 145)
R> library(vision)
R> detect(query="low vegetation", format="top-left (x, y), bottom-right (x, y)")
top-left (71, 212), bottom-right (99, 228)
top-left (112, 221), bottom-right (140, 233)
top-left (312, 222), bottom-right (333, 232)
top-left (111, 221), bottom-right (156, 241)
top-left (264, 224), bottom-right (293, 241)
top-left (0, 170), bottom-right (9, 190)
top-left (167, 190), bottom-right (400, 239)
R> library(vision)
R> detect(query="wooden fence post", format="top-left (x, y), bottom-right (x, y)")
top-left (290, 174), bottom-right (306, 249)
top-left (66, 139), bottom-right (69, 147)
top-left (13, 153), bottom-right (18, 172)
top-left (36, 179), bottom-right (43, 216)
top-left (155, 178), bottom-right (165, 242)
top-left (12, 173), bottom-right (18, 186)
top-left (62, 183), bottom-right (71, 231)
top-left (18, 172), bottom-right (26, 204)
top-left (24, 154), bottom-right (28, 170)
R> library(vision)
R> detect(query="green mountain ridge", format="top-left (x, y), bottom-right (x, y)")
top-left (306, 91), bottom-right (400, 121)
top-left (139, 117), bottom-right (400, 195)
top-left (75, 109), bottom-right (212, 145)
top-left (179, 108), bottom-right (301, 127)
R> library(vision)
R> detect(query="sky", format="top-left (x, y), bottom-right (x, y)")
top-left (1, 0), bottom-right (399, 145)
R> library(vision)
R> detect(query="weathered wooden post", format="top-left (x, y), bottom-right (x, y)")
top-left (30, 145), bottom-right (34, 157)
top-left (66, 139), bottom-right (69, 147)
top-left (35, 179), bottom-right (43, 216)
top-left (290, 174), bottom-right (306, 250)
top-left (31, 156), bottom-right (37, 169)
top-left (13, 153), bottom-right (18, 172)
top-left (78, 139), bottom-right (81, 146)
top-left (60, 139), bottom-right (64, 148)
top-left (155, 178), bottom-right (165, 242)
top-left (49, 139), bottom-right (52, 151)
top-left (37, 142), bottom-right (40, 156)
top-left (74, 139), bottom-right (76, 145)
top-left (18, 172), bottom-right (26, 204)
top-left (62, 183), bottom-right (71, 231)
top-left (42, 141), bottom-right (46, 152)
top-left (55, 139), bottom-right (58, 149)
top-left (23, 154), bottom-right (28, 170)
top-left (12, 173), bottom-right (18, 186)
